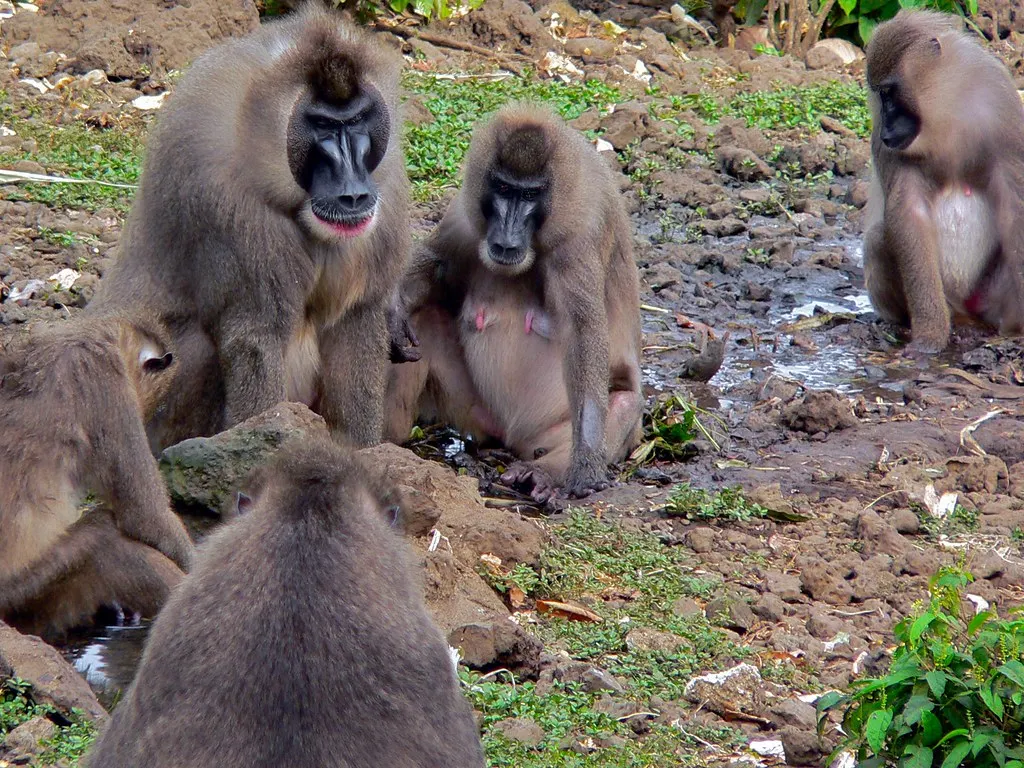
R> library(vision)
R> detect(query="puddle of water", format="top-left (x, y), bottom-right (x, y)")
top-left (60, 624), bottom-right (151, 708)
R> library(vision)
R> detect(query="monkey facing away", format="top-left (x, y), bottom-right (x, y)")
top-left (84, 439), bottom-right (486, 768)
top-left (863, 10), bottom-right (1024, 353)
top-left (88, 3), bottom-right (410, 451)
top-left (386, 104), bottom-right (643, 502)
top-left (0, 314), bottom-right (194, 638)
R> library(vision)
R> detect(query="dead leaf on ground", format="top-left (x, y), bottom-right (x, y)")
top-left (536, 600), bottom-right (604, 622)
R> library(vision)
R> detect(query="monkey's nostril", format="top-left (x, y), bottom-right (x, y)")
top-left (489, 243), bottom-right (522, 264)
top-left (336, 192), bottom-right (372, 213)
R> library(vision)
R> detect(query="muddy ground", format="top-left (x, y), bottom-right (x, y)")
top-left (2, 0), bottom-right (1024, 766)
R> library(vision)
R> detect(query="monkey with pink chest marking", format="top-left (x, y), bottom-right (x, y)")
top-left (863, 10), bottom-right (1024, 354)
top-left (386, 103), bottom-right (643, 503)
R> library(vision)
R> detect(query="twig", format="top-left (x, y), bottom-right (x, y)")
top-left (0, 168), bottom-right (136, 189)
top-left (381, 23), bottom-right (532, 62)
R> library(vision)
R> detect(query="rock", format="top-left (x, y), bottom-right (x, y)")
top-left (781, 390), bottom-right (857, 435)
top-left (408, 38), bottom-right (445, 61)
top-left (805, 39), bottom-right (864, 70)
top-left (856, 509), bottom-right (909, 557)
top-left (683, 663), bottom-right (765, 716)
top-left (644, 262), bottom-right (684, 291)
top-left (805, 608), bottom-right (844, 640)
top-left (448, 618), bottom-right (544, 678)
top-left (780, 725), bottom-right (825, 765)
top-left (768, 699), bottom-right (816, 730)
top-left (9, 41), bottom-right (62, 78)
top-left (402, 95), bottom-right (435, 126)
top-left (672, 596), bottom-right (703, 617)
top-left (360, 443), bottom-right (545, 563)
top-left (752, 593), bottom-right (786, 622)
top-left (493, 717), bottom-right (545, 746)
top-left (625, 628), bottom-right (687, 653)
top-left (799, 562), bottom-right (853, 605)
top-left (686, 527), bottom-right (716, 553)
top-left (937, 455), bottom-right (1007, 495)
top-left (716, 147), bottom-right (773, 181)
top-left (891, 508), bottom-right (920, 535)
top-left (2, 716), bottom-right (56, 758)
top-left (705, 595), bottom-right (755, 633)
top-left (160, 402), bottom-right (329, 518)
top-left (712, 118), bottom-right (773, 158)
top-left (563, 37), bottom-right (617, 62)
top-left (556, 662), bottom-right (625, 693)
top-left (847, 180), bottom-right (870, 208)
top-left (592, 693), bottom-right (638, 720)
top-left (701, 216), bottom-right (747, 238)
top-left (764, 571), bottom-right (802, 603)
top-left (651, 171), bottom-right (725, 206)
top-left (599, 101), bottom-right (650, 150)
top-left (0, 623), bottom-right (107, 721)
top-left (443, 0), bottom-right (555, 55)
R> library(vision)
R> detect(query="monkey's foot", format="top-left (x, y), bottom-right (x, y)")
top-left (562, 465), bottom-right (613, 499)
top-left (501, 462), bottom-right (558, 504)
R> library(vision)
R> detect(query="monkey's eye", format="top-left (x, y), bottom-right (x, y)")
top-left (521, 189), bottom-right (540, 202)
top-left (497, 183), bottom-right (512, 196)
top-left (878, 85), bottom-right (894, 99)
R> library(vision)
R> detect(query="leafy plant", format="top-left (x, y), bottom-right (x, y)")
top-left (629, 394), bottom-right (703, 464)
top-left (828, 0), bottom-right (977, 49)
top-left (664, 483), bottom-right (770, 523)
top-left (817, 566), bottom-right (1024, 768)
top-left (1, 677), bottom-right (97, 766)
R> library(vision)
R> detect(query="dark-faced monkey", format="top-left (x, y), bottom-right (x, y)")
top-left (87, 3), bottom-right (410, 450)
top-left (386, 103), bottom-right (643, 502)
top-left (83, 439), bottom-right (486, 768)
top-left (863, 10), bottom-right (1024, 353)
top-left (0, 314), bottom-right (194, 638)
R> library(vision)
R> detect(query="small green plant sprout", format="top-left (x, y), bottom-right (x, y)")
top-left (817, 566), bottom-right (1024, 768)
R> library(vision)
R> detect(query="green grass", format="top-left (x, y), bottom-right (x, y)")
top-left (0, 121), bottom-right (144, 212)
top-left (1, 678), bottom-right (97, 766)
top-left (664, 483), bottom-right (769, 523)
top-left (402, 72), bottom-right (622, 200)
top-left (660, 81), bottom-right (870, 139)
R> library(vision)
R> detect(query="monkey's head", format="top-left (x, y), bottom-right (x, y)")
top-left (287, 45), bottom-right (391, 244)
top-left (476, 122), bottom-right (552, 277)
top-left (866, 11), bottom-right (961, 153)
top-left (235, 441), bottom-right (407, 532)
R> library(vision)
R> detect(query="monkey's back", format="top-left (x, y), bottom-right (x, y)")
top-left (84, 486), bottom-right (484, 768)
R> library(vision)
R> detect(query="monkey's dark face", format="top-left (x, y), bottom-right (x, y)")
top-left (479, 169), bottom-right (549, 276)
top-left (874, 80), bottom-right (921, 151)
top-left (289, 90), bottom-right (389, 242)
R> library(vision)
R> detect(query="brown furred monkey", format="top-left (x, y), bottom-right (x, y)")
top-left (87, 4), bottom-right (410, 450)
top-left (83, 439), bottom-right (486, 768)
top-left (0, 314), bottom-right (194, 638)
top-left (863, 10), bottom-right (1024, 353)
top-left (386, 104), bottom-right (643, 502)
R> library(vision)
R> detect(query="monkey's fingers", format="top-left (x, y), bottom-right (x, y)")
top-left (501, 462), bottom-right (557, 504)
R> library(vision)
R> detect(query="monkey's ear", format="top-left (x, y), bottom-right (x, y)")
top-left (141, 349), bottom-right (174, 372)
top-left (236, 491), bottom-right (254, 515)
top-left (929, 37), bottom-right (942, 54)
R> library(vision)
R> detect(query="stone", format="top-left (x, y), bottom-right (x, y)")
top-left (599, 101), bottom-right (650, 149)
top-left (781, 390), bottom-right (857, 435)
top-left (493, 717), bottom-right (545, 747)
top-left (563, 37), bottom-right (616, 61)
top-left (625, 628), bottom-right (688, 653)
top-left (448, 619), bottom-right (544, 677)
top-left (683, 663), bottom-right (765, 716)
top-left (847, 180), bottom-right (870, 208)
top-left (891, 508), bottom-right (920, 535)
top-left (701, 216), bottom-right (747, 238)
top-left (780, 725), bottom-right (825, 765)
top-left (0, 623), bottom-right (107, 721)
top-left (805, 608), bottom-right (844, 640)
top-left (672, 596), bottom-right (703, 617)
top-left (752, 593), bottom-right (786, 622)
top-left (686, 527), bottom-right (716, 553)
top-left (705, 595), bottom-right (755, 633)
top-left (768, 699), bottom-right (816, 730)
top-left (160, 402), bottom-right (329, 518)
top-left (805, 38), bottom-right (864, 70)
top-left (2, 716), bottom-right (56, 758)
top-left (856, 509), bottom-right (910, 557)
top-left (716, 147), bottom-right (773, 181)
top-left (556, 662), bottom-right (625, 693)
top-left (764, 571), bottom-right (802, 603)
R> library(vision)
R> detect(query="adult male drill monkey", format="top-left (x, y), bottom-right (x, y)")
top-left (863, 10), bottom-right (1024, 353)
top-left (88, 4), bottom-right (410, 449)
top-left (387, 103), bottom-right (644, 503)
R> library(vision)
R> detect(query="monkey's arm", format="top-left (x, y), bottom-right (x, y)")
top-left (991, 161), bottom-right (1024, 335)
top-left (88, 392), bottom-right (195, 571)
top-left (886, 174), bottom-right (949, 353)
top-left (219, 311), bottom-right (288, 426)
top-left (319, 299), bottom-right (389, 447)
top-left (546, 243), bottom-right (612, 497)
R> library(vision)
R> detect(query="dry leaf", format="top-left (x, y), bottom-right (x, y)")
top-left (509, 586), bottom-right (526, 609)
top-left (535, 599), bottom-right (603, 622)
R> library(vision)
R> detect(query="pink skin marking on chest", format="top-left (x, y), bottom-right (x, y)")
top-left (964, 288), bottom-right (986, 316)
top-left (475, 307), bottom-right (487, 332)
top-left (524, 309), bottom-right (534, 335)
top-left (964, 186), bottom-right (972, 196)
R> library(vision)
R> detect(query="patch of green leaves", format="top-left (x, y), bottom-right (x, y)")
top-left (661, 81), bottom-right (870, 139)
top-left (402, 72), bottom-right (622, 200)
top-left (664, 483), bottom-right (769, 523)
top-left (0, 122), bottom-right (142, 212)
top-left (818, 566), bottom-right (1024, 768)
top-left (629, 394), bottom-right (702, 465)
top-left (1, 677), bottom-right (97, 766)
top-left (828, 0), bottom-right (977, 48)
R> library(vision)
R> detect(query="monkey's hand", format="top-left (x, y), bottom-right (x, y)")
top-left (501, 462), bottom-right (559, 505)
top-left (149, 521), bottom-right (195, 572)
top-left (562, 457), bottom-right (613, 499)
top-left (387, 301), bottom-right (421, 364)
